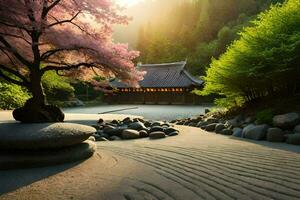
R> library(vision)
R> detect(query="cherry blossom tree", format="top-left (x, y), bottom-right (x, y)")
top-left (0, 0), bottom-right (144, 122)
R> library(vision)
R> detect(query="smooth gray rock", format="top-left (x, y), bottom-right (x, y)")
top-left (244, 124), bottom-right (269, 140)
top-left (149, 131), bottom-right (166, 139)
top-left (205, 117), bottom-right (218, 124)
top-left (0, 140), bottom-right (96, 170)
top-left (122, 129), bottom-right (140, 140)
top-left (267, 128), bottom-right (285, 143)
top-left (221, 129), bottom-right (233, 135)
top-left (227, 115), bottom-right (244, 128)
top-left (232, 128), bottom-right (243, 137)
top-left (273, 113), bottom-right (300, 129)
top-left (286, 134), bottom-right (300, 145)
top-left (150, 126), bottom-right (164, 133)
top-left (0, 123), bottom-right (96, 150)
top-left (242, 124), bottom-right (256, 138)
top-left (128, 122), bottom-right (147, 131)
top-left (215, 124), bottom-right (225, 133)
top-left (205, 123), bottom-right (218, 132)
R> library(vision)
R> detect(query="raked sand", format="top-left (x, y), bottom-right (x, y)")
top-left (1, 112), bottom-right (300, 200)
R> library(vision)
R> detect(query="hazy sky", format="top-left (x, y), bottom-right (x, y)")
top-left (116, 0), bottom-right (143, 7)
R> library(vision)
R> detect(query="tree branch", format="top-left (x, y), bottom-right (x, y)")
top-left (0, 36), bottom-right (32, 67)
top-left (42, 0), bottom-right (62, 19)
top-left (0, 64), bottom-right (29, 84)
top-left (48, 11), bottom-right (81, 28)
top-left (0, 32), bottom-right (31, 45)
top-left (41, 62), bottom-right (97, 74)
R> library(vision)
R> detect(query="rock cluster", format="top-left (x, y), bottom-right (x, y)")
top-left (92, 117), bottom-right (179, 141)
top-left (171, 112), bottom-right (300, 145)
top-left (0, 123), bottom-right (96, 170)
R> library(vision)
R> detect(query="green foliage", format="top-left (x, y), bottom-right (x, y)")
top-left (135, 0), bottom-right (281, 75)
top-left (201, 0), bottom-right (300, 107)
top-left (0, 81), bottom-right (30, 110)
top-left (255, 109), bottom-right (274, 125)
top-left (42, 71), bottom-right (75, 101)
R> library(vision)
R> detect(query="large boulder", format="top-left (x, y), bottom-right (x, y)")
top-left (121, 129), bottom-right (140, 140)
top-left (243, 124), bottom-right (269, 140)
top-left (0, 123), bottom-right (95, 150)
top-left (0, 140), bottom-right (96, 170)
top-left (227, 115), bottom-right (244, 128)
top-left (267, 128), bottom-right (285, 143)
top-left (232, 128), bottom-right (243, 137)
top-left (242, 124), bottom-right (256, 138)
top-left (273, 113), bottom-right (300, 129)
top-left (286, 134), bottom-right (300, 145)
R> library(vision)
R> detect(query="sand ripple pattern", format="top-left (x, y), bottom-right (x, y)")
top-left (98, 143), bottom-right (300, 200)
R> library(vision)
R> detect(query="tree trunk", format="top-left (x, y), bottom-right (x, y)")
top-left (12, 71), bottom-right (65, 123)
top-left (29, 72), bottom-right (46, 108)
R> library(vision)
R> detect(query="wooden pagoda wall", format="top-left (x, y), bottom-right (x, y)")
top-left (104, 87), bottom-right (211, 105)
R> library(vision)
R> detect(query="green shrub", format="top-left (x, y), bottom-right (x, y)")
top-left (42, 71), bottom-right (75, 101)
top-left (255, 109), bottom-right (274, 125)
top-left (200, 0), bottom-right (300, 107)
top-left (0, 82), bottom-right (30, 110)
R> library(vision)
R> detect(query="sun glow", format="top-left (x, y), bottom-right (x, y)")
top-left (116, 0), bottom-right (142, 7)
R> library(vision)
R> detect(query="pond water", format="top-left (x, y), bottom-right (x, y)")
top-left (64, 104), bottom-right (212, 121)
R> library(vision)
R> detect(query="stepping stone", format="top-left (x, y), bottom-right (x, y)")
top-left (0, 141), bottom-right (96, 170)
top-left (0, 123), bottom-right (96, 150)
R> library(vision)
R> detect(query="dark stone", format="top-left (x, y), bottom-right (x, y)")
top-left (221, 129), bottom-right (233, 135)
top-left (151, 122), bottom-right (162, 127)
top-left (144, 121), bottom-right (152, 127)
top-left (205, 109), bottom-right (210, 114)
top-left (164, 128), bottom-right (179, 135)
top-left (242, 124), bottom-right (256, 138)
top-left (98, 118), bottom-right (104, 124)
top-left (215, 124), bottom-right (225, 133)
top-left (232, 128), bottom-right (243, 137)
top-left (205, 123), bottom-right (218, 132)
top-left (244, 124), bottom-right (269, 140)
top-left (168, 131), bottom-right (179, 136)
top-left (139, 130), bottom-right (149, 138)
top-left (294, 125), bottom-right (300, 133)
top-left (128, 122), bottom-right (147, 131)
top-left (273, 113), bottom-right (300, 129)
top-left (286, 134), bottom-right (300, 145)
top-left (13, 101), bottom-right (64, 123)
top-left (150, 126), bottom-right (164, 133)
top-left (149, 131), bottom-right (166, 139)
top-left (267, 128), bottom-right (285, 143)
top-left (103, 125), bottom-right (117, 135)
top-left (205, 117), bottom-right (218, 124)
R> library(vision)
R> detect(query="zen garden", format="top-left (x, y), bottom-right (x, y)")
top-left (1, 0), bottom-right (300, 199)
